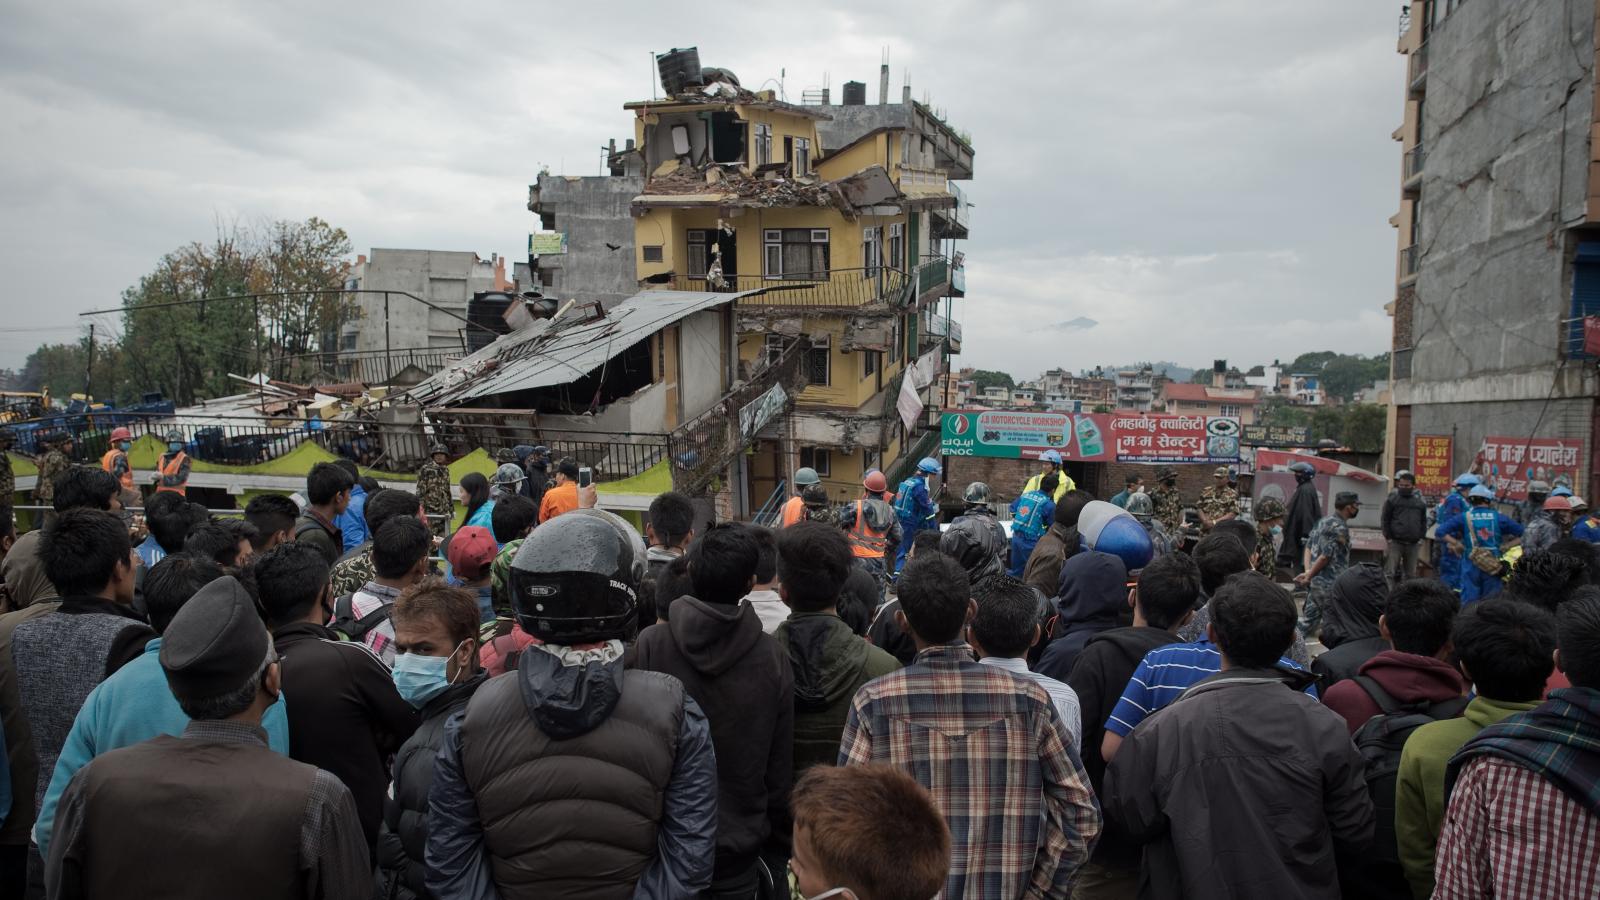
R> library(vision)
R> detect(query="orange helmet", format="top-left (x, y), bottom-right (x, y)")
top-left (863, 470), bottom-right (888, 494)
top-left (1544, 495), bottom-right (1573, 512)
top-left (109, 427), bottom-right (132, 442)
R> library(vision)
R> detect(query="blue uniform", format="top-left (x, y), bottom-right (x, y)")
top-left (1437, 507), bottom-right (1524, 604)
top-left (1007, 489), bottom-right (1055, 578)
top-left (1573, 515), bottom-right (1600, 543)
top-left (1435, 491), bottom-right (1470, 588)
top-left (893, 475), bottom-right (937, 572)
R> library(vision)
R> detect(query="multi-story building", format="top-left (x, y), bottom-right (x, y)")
top-left (526, 149), bottom-right (644, 309)
top-left (1116, 366), bottom-right (1157, 411)
top-left (1158, 382), bottom-right (1262, 424)
top-left (338, 249), bottom-right (513, 383)
top-left (623, 55), bottom-right (972, 504)
top-left (1385, 1), bottom-right (1600, 489)
top-left (1285, 373), bottom-right (1325, 406)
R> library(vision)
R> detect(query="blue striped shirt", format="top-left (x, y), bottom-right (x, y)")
top-left (1105, 639), bottom-right (1317, 738)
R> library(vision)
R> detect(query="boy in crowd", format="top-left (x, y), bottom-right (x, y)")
top-left (1321, 578), bottom-right (1463, 736)
top-left (970, 574), bottom-right (1082, 752)
top-left (293, 462), bottom-right (353, 566)
top-left (341, 516), bottom-right (433, 667)
top-left (789, 765), bottom-right (951, 900)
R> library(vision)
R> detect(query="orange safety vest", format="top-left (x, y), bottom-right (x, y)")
top-left (780, 496), bottom-right (806, 528)
top-left (156, 451), bottom-right (188, 495)
top-left (847, 500), bottom-right (890, 559)
top-left (100, 449), bottom-right (133, 491)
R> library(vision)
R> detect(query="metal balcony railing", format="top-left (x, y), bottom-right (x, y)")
top-left (1404, 143), bottom-right (1426, 183)
top-left (1398, 5), bottom-right (1412, 40)
top-left (668, 335), bottom-right (810, 495)
top-left (1401, 244), bottom-right (1420, 277)
top-left (674, 267), bottom-right (913, 309)
top-left (926, 313), bottom-right (963, 344)
top-left (918, 257), bottom-right (951, 297)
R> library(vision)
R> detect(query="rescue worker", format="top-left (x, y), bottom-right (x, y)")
top-left (491, 463), bottom-right (526, 502)
top-left (33, 430), bottom-right (72, 522)
top-left (1022, 449), bottom-right (1074, 502)
top-left (780, 467), bottom-right (821, 527)
top-left (522, 445), bottom-right (551, 510)
top-left (155, 429), bottom-right (191, 496)
top-left (1252, 496), bottom-right (1286, 580)
top-left (892, 457), bottom-right (940, 573)
top-left (1149, 466), bottom-right (1183, 532)
top-left (1434, 473), bottom-right (1479, 590)
top-left (1196, 465), bottom-right (1239, 531)
top-left (1571, 496), bottom-right (1600, 543)
top-left (1520, 479), bottom-right (1551, 525)
top-left (100, 426), bottom-right (138, 509)
top-left (1436, 483), bottom-right (1524, 604)
top-left (1126, 491), bottom-right (1174, 560)
top-left (950, 482), bottom-right (1007, 560)
top-left (417, 442), bottom-right (453, 538)
top-left (1522, 494), bottom-right (1572, 555)
top-left (841, 470), bottom-right (901, 593)
top-left (1280, 461), bottom-right (1322, 574)
top-left (1007, 474), bottom-right (1057, 578)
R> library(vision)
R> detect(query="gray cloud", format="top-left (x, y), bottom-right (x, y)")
top-left (0, 0), bottom-right (1402, 377)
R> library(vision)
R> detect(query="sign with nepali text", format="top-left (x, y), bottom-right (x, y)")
top-left (528, 232), bottom-right (567, 256)
top-left (1474, 435), bottom-right (1585, 501)
top-left (1411, 434), bottom-right (1454, 499)
top-left (940, 410), bottom-right (1241, 463)
top-left (1243, 424), bottom-right (1312, 446)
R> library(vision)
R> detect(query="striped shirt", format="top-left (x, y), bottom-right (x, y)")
top-left (1434, 757), bottom-right (1600, 900)
top-left (1104, 638), bottom-right (1316, 738)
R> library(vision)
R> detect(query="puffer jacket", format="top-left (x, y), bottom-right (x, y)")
top-left (777, 612), bottom-right (899, 777)
top-left (1035, 551), bottom-right (1129, 681)
top-left (376, 671), bottom-right (487, 900)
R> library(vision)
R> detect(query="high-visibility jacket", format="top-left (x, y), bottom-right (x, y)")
top-left (100, 449), bottom-right (133, 491)
top-left (1023, 470), bottom-right (1074, 504)
top-left (847, 500), bottom-right (893, 559)
top-left (780, 495), bottom-right (806, 527)
top-left (156, 451), bottom-right (189, 495)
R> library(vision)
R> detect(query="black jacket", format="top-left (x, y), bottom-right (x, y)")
top-left (631, 596), bottom-right (795, 876)
top-left (1381, 489), bottom-right (1428, 543)
top-left (1036, 551), bottom-right (1129, 681)
top-left (272, 621), bottom-right (418, 854)
top-left (1281, 481), bottom-right (1323, 567)
top-left (377, 671), bottom-right (487, 900)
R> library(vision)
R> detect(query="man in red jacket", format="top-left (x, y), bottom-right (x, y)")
top-left (1321, 579), bottom-right (1464, 735)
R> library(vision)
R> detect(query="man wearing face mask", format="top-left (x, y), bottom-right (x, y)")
top-left (154, 429), bottom-right (191, 496)
top-left (98, 427), bottom-right (139, 511)
top-left (1253, 497), bottom-right (1287, 580)
top-left (377, 580), bottom-right (487, 900)
top-left (1382, 471), bottom-right (1428, 587)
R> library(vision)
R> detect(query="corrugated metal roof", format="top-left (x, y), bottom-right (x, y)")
top-left (410, 289), bottom-right (759, 405)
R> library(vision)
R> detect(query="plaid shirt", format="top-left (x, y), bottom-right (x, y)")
top-left (1434, 756), bottom-right (1600, 899)
top-left (347, 581), bottom-right (403, 667)
top-left (840, 642), bottom-right (1100, 899)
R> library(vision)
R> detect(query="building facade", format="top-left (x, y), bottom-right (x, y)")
top-left (338, 249), bottom-right (512, 383)
top-left (1157, 382), bottom-right (1262, 425)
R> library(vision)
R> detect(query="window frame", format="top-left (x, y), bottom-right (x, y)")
top-left (642, 245), bottom-right (664, 263)
top-left (764, 228), bottom-right (831, 281)
top-left (806, 336), bottom-right (831, 386)
top-left (862, 226), bottom-right (882, 276)
top-left (888, 222), bottom-right (905, 271)
top-left (686, 229), bottom-right (708, 277)
top-left (800, 446), bottom-right (831, 477)
top-left (863, 349), bottom-right (878, 378)
top-left (754, 124), bottom-right (773, 166)
top-left (793, 137), bottom-right (811, 175)
top-left (1219, 404), bottom-right (1242, 418)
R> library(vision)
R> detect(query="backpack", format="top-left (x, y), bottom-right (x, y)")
top-left (329, 593), bottom-right (392, 642)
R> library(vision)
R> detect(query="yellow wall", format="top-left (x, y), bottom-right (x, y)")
top-left (815, 132), bottom-right (890, 181)
top-left (737, 106), bottom-right (820, 169)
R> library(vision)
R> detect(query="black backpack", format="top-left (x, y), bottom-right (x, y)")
top-left (329, 593), bottom-right (392, 643)
top-left (1345, 676), bottom-right (1470, 898)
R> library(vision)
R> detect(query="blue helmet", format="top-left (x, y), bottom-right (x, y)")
top-left (1039, 449), bottom-right (1063, 466)
top-left (1552, 484), bottom-right (1574, 497)
top-left (1469, 484), bottom-right (1496, 500)
top-left (1454, 473), bottom-right (1481, 488)
top-left (916, 457), bottom-right (941, 475)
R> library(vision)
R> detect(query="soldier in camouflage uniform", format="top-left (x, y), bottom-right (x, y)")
top-left (34, 431), bottom-right (73, 524)
top-left (328, 548), bottom-right (377, 598)
top-left (417, 442), bottom-right (454, 537)
top-left (0, 428), bottom-right (15, 509)
top-left (489, 536), bottom-right (526, 619)
top-left (495, 447), bottom-right (518, 465)
top-left (1252, 496), bottom-right (1287, 581)
top-left (1197, 466), bottom-right (1240, 531)
top-left (1149, 466), bottom-right (1184, 532)
top-left (1126, 492), bottom-right (1174, 560)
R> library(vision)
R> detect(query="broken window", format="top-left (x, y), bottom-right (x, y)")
top-left (793, 138), bottom-right (811, 175)
top-left (863, 227), bottom-right (882, 276)
top-left (864, 350), bottom-right (879, 378)
top-left (710, 111), bottom-right (745, 164)
top-left (754, 124), bottom-right (772, 166)
top-left (765, 229), bottom-right (829, 281)
top-left (800, 446), bottom-right (831, 477)
top-left (643, 245), bottom-right (664, 263)
top-left (889, 222), bottom-right (905, 271)
top-left (687, 230), bottom-right (708, 277)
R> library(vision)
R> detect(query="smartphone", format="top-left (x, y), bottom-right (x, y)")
top-left (578, 466), bottom-right (593, 488)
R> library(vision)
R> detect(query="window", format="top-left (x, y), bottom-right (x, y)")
top-left (687, 230), bottom-right (707, 277)
top-left (888, 316), bottom-right (902, 363)
top-left (793, 137), bottom-right (811, 175)
top-left (1219, 404), bottom-right (1241, 417)
top-left (806, 337), bottom-right (831, 386)
top-left (862, 226), bottom-right (882, 275)
top-left (754, 124), bottom-right (772, 166)
top-left (863, 449), bottom-right (880, 474)
top-left (863, 350), bottom-right (878, 378)
top-left (888, 222), bottom-right (904, 270)
top-left (764, 228), bottom-right (830, 280)
top-left (642, 245), bottom-right (664, 263)
top-left (800, 447), bottom-right (831, 477)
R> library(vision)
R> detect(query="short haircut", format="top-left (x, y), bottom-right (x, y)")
top-left (393, 577), bottom-right (481, 650)
top-left (557, 458), bottom-right (580, 480)
top-left (244, 494), bottom-right (298, 548)
top-left (1507, 549), bottom-right (1591, 611)
top-left (41, 509), bottom-right (132, 597)
top-left (250, 541), bottom-right (332, 628)
top-left (749, 526), bottom-right (778, 583)
top-left (0, 507), bottom-right (14, 542)
top-left (143, 554), bottom-right (226, 634)
top-left (896, 552), bottom-right (971, 644)
top-left (332, 458), bottom-right (359, 479)
top-left (1383, 579), bottom-right (1460, 656)
top-left (791, 764), bottom-right (950, 900)
top-left (1557, 590), bottom-right (1600, 690)
top-left (1548, 538), bottom-right (1600, 586)
top-left (1209, 572), bottom-right (1297, 668)
top-left (364, 488), bottom-right (421, 536)
top-left (1039, 473), bottom-right (1059, 496)
top-left (1136, 552), bottom-right (1202, 629)
top-left (306, 462), bottom-right (354, 506)
top-left (1452, 599), bottom-right (1557, 702)
top-left (1125, 473), bottom-right (1142, 485)
top-left (223, 519), bottom-right (258, 555)
top-left (648, 492), bottom-right (695, 547)
top-left (145, 492), bottom-right (196, 554)
top-left (688, 523), bottom-right (760, 605)
top-left (53, 465), bottom-right (120, 512)
top-left (1055, 490), bottom-right (1093, 528)
top-left (358, 476), bottom-right (381, 494)
top-left (175, 645), bottom-right (272, 721)
top-left (910, 529), bottom-right (943, 558)
top-left (1212, 520), bottom-right (1256, 554)
top-left (1193, 532), bottom-right (1250, 596)
top-left (970, 575), bottom-right (1042, 658)
top-left (838, 567), bottom-right (878, 635)
top-left (776, 524), bottom-right (854, 613)
top-left (184, 524), bottom-right (246, 568)
top-left (371, 516), bottom-right (431, 579)
top-left (490, 494), bottom-right (537, 545)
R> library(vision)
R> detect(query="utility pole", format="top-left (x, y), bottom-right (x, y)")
top-left (84, 323), bottom-right (95, 401)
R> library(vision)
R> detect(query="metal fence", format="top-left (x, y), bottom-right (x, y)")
top-left (673, 268), bottom-right (913, 308)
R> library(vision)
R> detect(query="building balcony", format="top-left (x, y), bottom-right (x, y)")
top-left (1410, 42), bottom-right (1428, 92)
top-left (1400, 244), bottom-right (1419, 281)
top-left (950, 262), bottom-right (966, 297)
top-left (1403, 143), bottom-right (1426, 190)
top-left (931, 180), bottom-right (970, 240)
top-left (673, 268), bottom-right (913, 309)
top-left (925, 312), bottom-right (962, 353)
top-left (917, 256), bottom-right (951, 300)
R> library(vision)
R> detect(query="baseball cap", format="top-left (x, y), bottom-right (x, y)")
top-left (446, 525), bottom-right (498, 581)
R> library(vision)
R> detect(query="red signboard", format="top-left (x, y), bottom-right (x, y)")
top-left (1474, 435), bottom-right (1585, 500)
top-left (1411, 434), bottom-right (1454, 499)
top-left (1585, 315), bottom-right (1600, 356)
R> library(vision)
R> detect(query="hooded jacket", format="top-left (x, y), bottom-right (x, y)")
top-left (1320, 650), bottom-right (1466, 736)
top-left (1022, 523), bottom-right (1082, 599)
top-left (776, 612), bottom-right (899, 777)
top-left (631, 596), bottom-right (795, 876)
top-left (1282, 479), bottom-right (1323, 567)
top-left (1035, 552), bottom-right (1129, 681)
top-left (1317, 563), bottom-right (1386, 651)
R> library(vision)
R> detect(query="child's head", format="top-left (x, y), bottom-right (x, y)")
top-left (790, 764), bottom-right (950, 900)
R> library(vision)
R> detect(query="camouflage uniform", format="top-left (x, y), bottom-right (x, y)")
top-left (1197, 485), bottom-right (1239, 528)
top-left (329, 548), bottom-right (376, 598)
top-left (490, 536), bottom-right (526, 618)
top-left (0, 432), bottom-right (14, 507)
top-left (417, 460), bottom-right (453, 537)
top-left (34, 447), bottom-right (70, 508)
top-left (1150, 486), bottom-right (1183, 532)
top-left (1253, 523), bottom-right (1279, 579)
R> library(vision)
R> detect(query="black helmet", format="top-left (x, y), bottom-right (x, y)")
top-left (508, 509), bottom-right (645, 643)
top-left (939, 517), bottom-right (1003, 585)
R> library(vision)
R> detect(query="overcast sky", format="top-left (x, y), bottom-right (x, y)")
top-left (0, 1), bottom-right (1403, 378)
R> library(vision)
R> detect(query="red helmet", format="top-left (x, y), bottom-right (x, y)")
top-left (109, 427), bottom-right (132, 442)
top-left (1543, 495), bottom-right (1573, 511)
top-left (863, 470), bottom-right (888, 494)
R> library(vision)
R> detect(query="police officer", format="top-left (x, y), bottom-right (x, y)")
top-left (523, 445), bottom-right (552, 510)
top-left (1126, 491), bottom-right (1174, 560)
top-left (1149, 466), bottom-right (1183, 532)
top-left (1007, 474), bottom-right (1057, 578)
top-left (34, 430), bottom-right (72, 521)
top-left (1197, 466), bottom-right (1239, 532)
top-left (417, 443), bottom-right (453, 538)
top-left (781, 467), bottom-right (821, 527)
top-left (1436, 484), bottom-right (1524, 604)
top-left (1281, 461), bottom-right (1322, 574)
top-left (892, 457), bottom-right (940, 573)
top-left (0, 427), bottom-right (14, 508)
top-left (1023, 449), bottom-right (1073, 502)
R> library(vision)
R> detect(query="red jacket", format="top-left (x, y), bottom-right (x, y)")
top-left (1322, 650), bottom-right (1466, 735)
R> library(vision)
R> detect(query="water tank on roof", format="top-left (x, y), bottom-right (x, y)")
top-left (842, 81), bottom-right (867, 106)
top-left (657, 47), bottom-right (702, 96)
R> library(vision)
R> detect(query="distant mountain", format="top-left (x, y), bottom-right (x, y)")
top-left (1096, 361), bottom-right (1195, 382)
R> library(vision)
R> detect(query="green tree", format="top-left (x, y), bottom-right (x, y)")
top-left (968, 369), bottom-right (1016, 393)
top-left (1284, 351), bottom-right (1389, 402)
top-left (1341, 404), bottom-right (1387, 453)
top-left (252, 218), bottom-right (355, 381)
top-left (18, 337), bottom-right (126, 404)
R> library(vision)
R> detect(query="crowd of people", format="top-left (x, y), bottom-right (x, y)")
top-left (0, 444), bottom-right (1595, 900)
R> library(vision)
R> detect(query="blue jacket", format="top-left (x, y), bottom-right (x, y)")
top-left (33, 637), bottom-right (292, 859)
top-left (337, 484), bottom-right (370, 552)
top-left (1010, 490), bottom-right (1056, 541)
top-left (894, 476), bottom-right (936, 525)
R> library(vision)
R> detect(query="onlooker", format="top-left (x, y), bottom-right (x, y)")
top-left (742, 526), bottom-right (787, 633)
top-left (1322, 578), bottom-right (1463, 735)
top-left (1309, 562), bottom-right (1390, 690)
top-left (485, 494), bottom-right (538, 618)
top-left (638, 491), bottom-right (695, 628)
top-left (253, 541), bottom-right (417, 854)
top-left (339, 516), bottom-right (433, 666)
top-left (444, 525), bottom-right (498, 624)
top-left (428, 510), bottom-right (716, 897)
top-left (44, 576), bottom-right (370, 899)
top-left (1433, 595), bottom-right (1600, 899)
top-left (1381, 471), bottom-right (1428, 585)
top-left (293, 462), bottom-right (353, 566)
top-left (332, 458), bottom-right (369, 553)
top-left (773, 523), bottom-right (899, 777)
top-left (1022, 489), bottom-right (1092, 599)
top-left (1395, 598), bottom-right (1557, 899)
top-left (836, 566), bottom-right (878, 636)
top-left (5, 467), bottom-right (122, 610)
top-left (537, 458), bottom-right (581, 522)
top-left (789, 765), bottom-right (951, 900)
top-left (1109, 473), bottom-right (1142, 510)
top-left (1104, 574), bottom-right (1374, 900)
top-left (1295, 490), bottom-right (1361, 635)
top-left (458, 472), bottom-right (493, 531)
top-left (970, 574), bottom-right (1082, 752)
top-left (330, 488), bottom-right (424, 597)
top-left (840, 552), bottom-right (1101, 898)
top-left (1035, 551), bottom-right (1129, 681)
top-left (133, 491), bottom-right (188, 574)
top-left (375, 579), bottom-right (487, 900)
top-left (1179, 532), bottom-right (1312, 666)
top-left (1066, 552), bottom-right (1199, 898)
top-left (243, 493), bottom-right (299, 552)
top-left (632, 523), bottom-right (794, 897)
top-left (182, 522), bottom-right (254, 569)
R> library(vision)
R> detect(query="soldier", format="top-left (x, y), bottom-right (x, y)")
top-left (1252, 497), bottom-right (1286, 581)
top-left (1126, 491), bottom-right (1174, 559)
top-left (417, 443), bottom-right (453, 538)
top-left (1196, 466), bottom-right (1239, 532)
top-left (0, 428), bottom-right (15, 509)
top-left (34, 430), bottom-right (72, 522)
top-left (1149, 466), bottom-right (1183, 532)
top-left (494, 447), bottom-right (518, 466)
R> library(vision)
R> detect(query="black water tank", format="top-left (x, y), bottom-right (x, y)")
top-left (842, 81), bottom-right (866, 105)
top-left (466, 292), bottom-right (516, 352)
top-left (658, 48), bottom-right (702, 96)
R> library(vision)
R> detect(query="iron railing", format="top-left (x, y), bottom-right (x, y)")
top-left (331, 348), bottom-right (460, 384)
top-left (752, 478), bottom-right (790, 527)
top-left (425, 412), bottom-right (671, 484)
top-left (19, 412), bottom-right (364, 467)
top-left (673, 268), bottom-right (913, 308)
top-left (1404, 143), bottom-right (1426, 183)
top-left (669, 335), bottom-right (810, 495)
top-left (918, 257), bottom-right (951, 297)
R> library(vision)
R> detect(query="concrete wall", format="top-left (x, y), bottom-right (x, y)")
top-left (350, 249), bottom-right (497, 354)
top-left (1405, 395), bottom-right (1594, 494)
top-left (678, 309), bottom-right (725, 418)
top-left (532, 174), bottom-right (642, 309)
